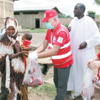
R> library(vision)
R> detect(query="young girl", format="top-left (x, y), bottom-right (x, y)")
top-left (0, 18), bottom-right (28, 100)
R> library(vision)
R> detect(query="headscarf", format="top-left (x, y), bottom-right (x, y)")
top-left (5, 18), bottom-right (18, 37)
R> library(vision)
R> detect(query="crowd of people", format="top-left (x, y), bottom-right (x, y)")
top-left (0, 2), bottom-right (100, 100)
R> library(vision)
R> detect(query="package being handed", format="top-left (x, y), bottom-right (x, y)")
top-left (23, 61), bottom-right (44, 87)
top-left (82, 68), bottom-right (95, 100)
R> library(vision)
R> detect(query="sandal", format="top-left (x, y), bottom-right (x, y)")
top-left (70, 94), bottom-right (81, 100)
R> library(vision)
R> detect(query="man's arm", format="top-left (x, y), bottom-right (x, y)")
top-left (85, 20), bottom-right (100, 49)
top-left (38, 45), bottom-right (61, 58)
top-left (28, 44), bottom-right (61, 61)
top-left (28, 31), bottom-right (67, 61)
top-left (36, 39), bottom-right (48, 53)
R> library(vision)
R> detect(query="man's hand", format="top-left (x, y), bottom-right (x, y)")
top-left (79, 41), bottom-right (87, 49)
top-left (28, 51), bottom-right (38, 61)
top-left (68, 27), bottom-right (71, 32)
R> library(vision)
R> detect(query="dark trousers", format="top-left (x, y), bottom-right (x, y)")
top-left (54, 65), bottom-right (71, 100)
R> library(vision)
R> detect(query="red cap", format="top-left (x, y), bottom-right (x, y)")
top-left (42, 9), bottom-right (57, 23)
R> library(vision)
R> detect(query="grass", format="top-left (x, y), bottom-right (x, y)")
top-left (22, 27), bottom-right (47, 33)
top-left (32, 83), bottom-right (56, 98)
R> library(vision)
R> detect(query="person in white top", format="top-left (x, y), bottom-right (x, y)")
top-left (67, 3), bottom-right (100, 99)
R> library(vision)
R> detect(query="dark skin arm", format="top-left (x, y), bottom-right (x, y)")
top-left (79, 41), bottom-right (87, 49)
top-left (9, 51), bottom-right (28, 60)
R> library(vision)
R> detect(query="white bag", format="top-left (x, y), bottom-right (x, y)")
top-left (23, 61), bottom-right (44, 87)
top-left (82, 68), bottom-right (95, 100)
top-left (94, 67), bottom-right (100, 87)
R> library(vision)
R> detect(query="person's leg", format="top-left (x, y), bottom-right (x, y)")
top-left (55, 66), bottom-right (71, 100)
top-left (54, 67), bottom-right (58, 88)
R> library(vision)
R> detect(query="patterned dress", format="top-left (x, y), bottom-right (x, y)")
top-left (0, 33), bottom-right (28, 100)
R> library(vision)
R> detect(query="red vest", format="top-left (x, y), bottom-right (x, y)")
top-left (48, 25), bottom-right (73, 66)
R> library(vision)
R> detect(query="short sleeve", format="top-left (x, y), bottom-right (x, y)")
top-left (54, 31), bottom-right (67, 46)
top-left (45, 32), bottom-right (48, 40)
top-left (45, 29), bottom-right (51, 40)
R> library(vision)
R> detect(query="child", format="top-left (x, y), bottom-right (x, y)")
top-left (21, 32), bottom-right (32, 69)
top-left (88, 53), bottom-right (100, 87)
top-left (21, 32), bottom-right (32, 52)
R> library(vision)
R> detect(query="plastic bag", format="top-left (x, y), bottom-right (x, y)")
top-left (23, 60), bottom-right (44, 87)
top-left (94, 75), bottom-right (100, 87)
top-left (94, 67), bottom-right (100, 87)
top-left (82, 68), bottom-right (95, 100)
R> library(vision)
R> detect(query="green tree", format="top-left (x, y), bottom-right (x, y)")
top-left (95, 0), bottom-right (100, 4)
top-left (88, 11), bottom-right (95, 16)
top-left (87, 11), bottom-right (95, 19)
top-left (58, 12), bottom-right (67, 18)
top-left (58, 12), bottom-right (71, 18)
